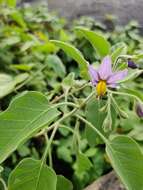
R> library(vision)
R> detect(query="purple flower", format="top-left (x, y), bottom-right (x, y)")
top-left (89, 56), bottom-right (128, 96)
top-left (136, 102), bottom-right (143, 118)
top-left (127, 59), bottom-right (138, 69)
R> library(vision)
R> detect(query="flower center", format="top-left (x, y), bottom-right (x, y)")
top-left (96, 80), bottom-right (107, 96)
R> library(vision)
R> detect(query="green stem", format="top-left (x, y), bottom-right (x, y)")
top-left (51, 102), bottom-right (78, 109)
top-left (41, 90), bottom-right (95, 167)
top-left (42, 107), bottom-right (78, 163)
top-left (72, 119), bottom-right (80, 153)
top-left (48, 91), bottom-right (95, 132)
top-left (64, 89), bottom-right (69, 113)
top-left (109, 94), bottom-right (128, 118)
top-left (59, 124), bottom-right (76, 134)
top-left (108, 89), bottom-right (141, 102)
top-left (0, 178), bottom-right (7, 190)
top-left (42, 125), bottom-right (58, 164)
top-left (75, 114), bottom-right (108, 144)
top-left (44, 133), bottom-right (53, 168)
top-left (51, 82), bottom-right (90, 104)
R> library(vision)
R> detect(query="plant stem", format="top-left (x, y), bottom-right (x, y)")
top-left (75, 114), bottom-right (108, 144)
top-left (42, 107), bottom-right (78, 164)
top-left (42, 90), bottom-right (95, 161)
top-left (48, 91), bottom-right (95, 132)
top-left (51, 82), bottom-right (90, 104)
top-left (51, 101), bottom-right (78, 109)
top-left (72, 119), bottom-right (80, 153)
top-left (59, 124), bottom-right (76, 134)
top-left (108, 89), bottom-right (141, 102)
top-left (0, 178), bottom-right (7, 190)
top-left (44, 133), bottom-right (53, 168)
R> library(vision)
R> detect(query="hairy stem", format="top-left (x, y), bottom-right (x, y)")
top-left (75, 114), bottom-right (108, 144)
top-left (42, 90), bottom-right (95, 161)
top-left (108, 89), bottom-right (141, 102)
top-left (0, 178), bottom-right (7, 190)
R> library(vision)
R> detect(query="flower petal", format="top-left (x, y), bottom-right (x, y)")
top-left (98, 56), bottom-right (112, 80)
top-left (107, 83), bottom-right (117, 88)
top-left (88, 65), bottom-right (99, 85)
top-left (107, 69), bottom-right (128, 84)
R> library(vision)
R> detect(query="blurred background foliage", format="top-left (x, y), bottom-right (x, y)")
top-left (0, 1), bottom-right (143, 189)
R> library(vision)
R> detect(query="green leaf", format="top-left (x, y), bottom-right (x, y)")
top-left (85, 99), bottom-right (106, 146)
top-left (129, 126), bottom-right (143, 141)
top-left (50, 40), bottom-right (89, 79)
top-left (75, 27), bottom-right (111, 57)
top-left (21, 41), bottom-right (35, 52)
top-left (46, 55), bottom-right (66, 78)
top-left (1, 36), bottom-right (20, 47)
top-left (62, 72), bottom-right (75, 91)
top-left (8, 158), bottom-right (57, 190)
top-left (57, 175), bottom-right (73, 190)
top-left (6, 0), bottom-right (16, 7)
top-left (14, 73), bottom-right (29, 84)
top-left (0, 74), bottom-right (16, 99)
top-left (111, 42), bottom-right (127, 63)
top-left (11, 11), bottom-right (27, 29)
top-left (76, 152), bottom-right (92, 174)
top-left (0, 73), bottom-right (29, 99)
top-left (106, 135), bottom-right (143, 190)
top-left (0, 91), bottom-right (60, 163)
top-left (17, 144), bottom-right (30, 157)
top-left (12, 64), bottom-right (34, 71)
top-left (57, 146), bottom-right (72, 163)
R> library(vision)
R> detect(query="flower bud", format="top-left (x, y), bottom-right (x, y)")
top-left (103, 114), bottom-right (112, 132)
top-left (135, 102), bottom-right (143, 118)
top-left (127, 59), bottom-right (138, 69)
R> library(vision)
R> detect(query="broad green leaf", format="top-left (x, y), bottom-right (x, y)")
top-left (0, 73), bottom-right (29, 99)
top-left (21, 41), bottom-right (35, 52)
top-left (106, 135), bottom-right (143, 190)
top-left (14, 73), bottom-right (29, 84)
top-left (11, 11), bottom-right (27, 29)
top-left (46, 55), bottom-right (66, 78)
top-left (75, 27), bottom-right (111, 57)
top-left (50, 40), bottom-right (89, 79)
top-left (57, 175), bottom-right (73, 190)
top-left (120, 111), bottom-right (139, 132)
top-left (129, 126), bottom-right (143, 141)
top-left (0, 74), bottom-right (16, 99)
top-left (1, 36), bottom-right (20, 47)
top-left (76, 152), bottom-right (92, 174)
top-left (111, 42), bottom-right (127, 63)
top-left (57, 146), bottom-right (72, 163)
top-left (8, 158), bottom-right (57, 190)
top-left (0, 91), bottom-right (60, 163)
top-left (6, 0), bottom-right (16, 7)
top-left (85, 99), bottom-right (106, 146)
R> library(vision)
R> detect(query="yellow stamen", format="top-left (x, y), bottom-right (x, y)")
top-left (96, 80), bottom-right (107, 96)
